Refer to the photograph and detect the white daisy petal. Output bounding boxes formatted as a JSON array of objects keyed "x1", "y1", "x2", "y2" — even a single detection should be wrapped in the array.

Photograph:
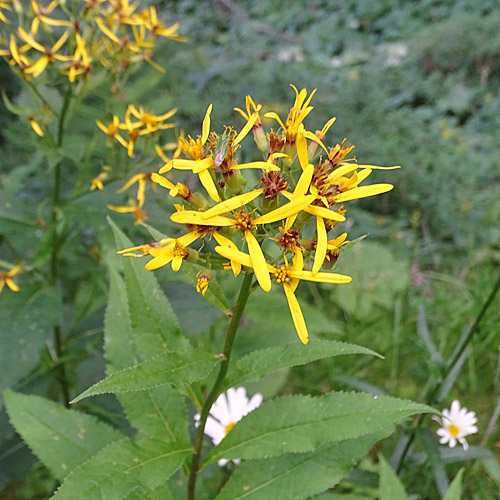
[{"x1": 196, "y1": 386, "x2": 263, "y2": 467}]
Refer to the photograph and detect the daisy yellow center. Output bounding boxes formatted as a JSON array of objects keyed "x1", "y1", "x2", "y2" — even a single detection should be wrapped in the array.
[
  {"x1": 224, "y1": 421, "x2": 236, "y2": 435},
  {"x1": 448, "y1": 424, "x2": 459, "y2": 437},
  {"x1": 274, "y1": 267, "x2": 290, "y2": 284}
]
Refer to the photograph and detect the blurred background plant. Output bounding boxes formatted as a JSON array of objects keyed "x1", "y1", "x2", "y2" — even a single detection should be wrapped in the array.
[{"x1": 1, "y1": 0, "x2": 499, "y2": 499}]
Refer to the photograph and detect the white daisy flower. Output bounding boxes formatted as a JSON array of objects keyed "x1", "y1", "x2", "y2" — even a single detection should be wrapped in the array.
[
  {"x1": 195, "y1": 387, "x2": 263, "y2": 466},
  {"x1": 433, "y1": 400, "x2": 478, "y2": 450}
]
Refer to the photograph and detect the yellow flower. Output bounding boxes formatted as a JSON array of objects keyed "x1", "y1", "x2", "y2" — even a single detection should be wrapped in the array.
[
  {"x1": 126, "y1": 104, "x2": 177, "y2": 134},
  {"x1": 143, "y1": 6, "x2": 186, "y2": 41},
  {"x1": 264, "y1": 84, "x2": 316, "y2": 144},
  {"x1": 18, "y1": 28, "x2": 72, "y2": 78},
  {"x1": 214, "y1": 245, "x2": 351, "y2": 344},
  {"x1": 117, "y1": 172, "x2": 156, "y2": 206},
  {"x1": 0, "y1": 1, "x2": 11, "y2": 23},
  {"x1": 30, "y1": 0, "x2": 72, "y2": 34},
  {"x1": 90, "y1": 171, "x2": 108, "y2": 191},
  {"x1": 96, "y1": 115, "x2": 128, "y2": 149},
  {"x1": 67, "y1": 33, "x2": 92, "y2": 83},
  {"x1": 145, "y1": 230, "x2": 201, "y2": 271},
  {"x1": 0, "y1": 263, "x2": 23, "y2": 293}
]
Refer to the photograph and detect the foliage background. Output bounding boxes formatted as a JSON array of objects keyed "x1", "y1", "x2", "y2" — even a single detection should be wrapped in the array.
[{"x1": 1, "y1": 0, "x2": 499, "y2": 498}]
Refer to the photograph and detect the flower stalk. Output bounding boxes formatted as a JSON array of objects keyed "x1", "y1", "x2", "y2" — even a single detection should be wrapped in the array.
[{"x1": 187, "y1": 271, "x2": 253, "y2": 500}]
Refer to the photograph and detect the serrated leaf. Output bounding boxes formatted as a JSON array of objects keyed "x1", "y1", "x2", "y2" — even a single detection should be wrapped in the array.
[
  {"x1": 205, "y1": 392, "x2": 434, "y2": 465},
  {"x1": 104, "y1": 264, "x2": 189, "y2": 444},
  {"x1": 442, "y1": 468, "x2": 464, "y2": 500},
  {"x1": 223, "y1": 340, "x2": 381, "y2": 391},
  {"x1": 0, "y1": 285, "x2": 61, "y2": 391},
  {"x1": 378, "y1": 453, "x2": 408, "y2": 500},
  {"x1": 4, "y1": 390, "x2": 124, "y2": 481},
  {"x1": 109, "y1": 217, "x2": 186, "y2": 357},
  {"x1": 50, "y1": 438, "x2": 190, "y2": 500},
  {"x1": 215, "y1": 430, "x2": 391, "y2": 500},
  {"x1": 72, "y1": 350, "x2": 221, "y2": 403}
]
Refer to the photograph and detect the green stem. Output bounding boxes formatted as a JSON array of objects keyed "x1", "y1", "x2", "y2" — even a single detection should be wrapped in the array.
[
  {"x1": 187, "y1": 272, "x2": 253, "y2": 500},
  {"x1": 50, "y1": 86, "x2": 73, "y2": 407},
  {"x1": 395, "y1": 272, "x2": 500, "y2": 473}
]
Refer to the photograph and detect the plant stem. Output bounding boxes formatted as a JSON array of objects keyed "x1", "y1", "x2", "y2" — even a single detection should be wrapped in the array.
[
  {"x1": 187, "y1": 272, "x2": 253, "y2": 500},
  {"x1": 395, "y1": 272, "x2": 500, "y2": 473},
  {"x1": 50, "y1": 86, "x2": 73, "y2": 407}
]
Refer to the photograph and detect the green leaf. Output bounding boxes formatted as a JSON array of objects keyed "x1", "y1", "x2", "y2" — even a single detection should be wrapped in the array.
[
  {"x1": 215, "y1": 430, "x2": 391, "y2": 500},
  {"x1": 109, "y1": 217, "x2": 186, "y2": 357},
  {"x1": 71, "y1": 350, "x2": 221, "y2": 403},
  {"x1": 50, "y1": 439, "x2": 191, "y2": 500},
  {"x1": 0, "y1": 285, "x2": 61, "y2": 392},
  {"x1": 2, "y1": 90, "x2": 33, "y2": 116},
  {"x1": 205, "y1": 392, "x2": 434, "y2": 465},
  {"x1": 378, "y1": 454, "x2": 408, "y2": 500},
  {"x1": 4, "y1": 390, "x2": 124, "y2": 481},
  {"x1": 104, "y1": 264, "x2": 190, "y2": 444},
  {"x1": 442, "y1": 469, "x2": 464, "y2": 500},
  {"x1": 223, "y1": 340, "x2": 381, "y2": 391}
]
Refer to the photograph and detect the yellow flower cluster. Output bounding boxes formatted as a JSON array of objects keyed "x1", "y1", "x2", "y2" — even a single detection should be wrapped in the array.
[
  {"x1": 94, "y1": 104, "x2": 177, "y2": 223},
  {"x1": 0, "y1": 0, "x2": 184, "y2": 81},
  {"x1": 118, "y1": 85, "x2": 399, "y2": 344}
]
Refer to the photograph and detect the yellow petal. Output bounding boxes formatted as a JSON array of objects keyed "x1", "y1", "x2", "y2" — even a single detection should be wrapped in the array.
[
  {"x1": 245, "y1": 231, "x2": 271, "y2": 292},
  {"x1": 202, "y1": 104, "x2": 212, "y2": 144},
  {"x1": 198, "y1": 168, "x2": 220, "y2": 202},
  {"x1": 171, "y1": 210, "x2": 233, "y2": 226},
  {"x1": 117, "y1": 173, "x2": 144, "y2": 193},
  {"x1": 283, "y1": 283, "x2": 308, "y2": 344},
  {"x1": 145, "y1": 253, "x2": 173, "y2": 270},
  {"x1": 151, "y1": 173, "x2": 175, "y2": 190},
  {"x1": 312, "y1": 216, "x2": 327, "y2": 275},
  {"x1": 256, "y1": 194, "x2": 316, "y2": 225},
  {"x1": 6, "y1": 278, "x2": 20, "y2": 292},
  {"x1": 290, "y1": 249, "x2": 303, "y2": 293},
  {"x1": 201, "y1": 189, "x2": 263, "y2": 218},
  {"x1": 171, "y1": 255, "x2": 183, "y2": 272},
  {"x1": 327, "y1": 232, "x2": 348, "y2": 249},
  {"x1": 213, "y1": 232, "x2": 241, "y2": 276},
  {"x1": 293, "y1": 163, "x2": 315, "y2": 198},
  {"x1": 178, "y1": 230, "x2": 202, "y2": 247},
  {"x1": 192, "y1": 157, "x2": 214, "y2": 174},
  {"x1": 289, "y1": 269, "x2": 352, "y2": 284},
  {"x1": 335, "y1": 183, "x2": 394, "y2": 202},
  {"x1": 215, "y1": 245, "x2": 253, "y2": 268},
  {"x1": 233, "y1": 112, "x2": 257, "y2": 145},
  {"x1": 231, "y1": 161, "x2": 279, "y2": 171},
  {"x1": 296, "y1": 127, "x2": 309, "y2": 170},
  {"x1": 107, "y1": 205, "x2": 136, "y2": 213},
  {"x1": 263, "y1": 111, "x2": 286, "y2": 130},
  {"x1": 29, "y1": 117, "x2": 44, "y2": 137}
]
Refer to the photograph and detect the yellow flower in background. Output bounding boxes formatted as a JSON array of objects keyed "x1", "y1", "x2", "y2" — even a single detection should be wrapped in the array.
[
  {"x1": 30, "y1": 0, "x2": 72, "y2": 34},
  {"x1": 0, "y1": 1, "x2": 11, "y2": 23},
  {"x1": 0, "y1": 263, "x2": 23, "y2": 293},
  {"x1": 18, "y1": 28, "x2": 72, "y2": 78}
]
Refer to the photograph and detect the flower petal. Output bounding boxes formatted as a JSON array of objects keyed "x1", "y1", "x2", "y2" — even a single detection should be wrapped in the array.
[
  {"x1": 283, "y1": 283, "x2": 308, "y2": 344},
  {"x1": 312, "y1": 216, "x2": 327, "y2": 275},
  {"x1": 245, "y1": 231, "x2": 271, "y2": 292}
]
